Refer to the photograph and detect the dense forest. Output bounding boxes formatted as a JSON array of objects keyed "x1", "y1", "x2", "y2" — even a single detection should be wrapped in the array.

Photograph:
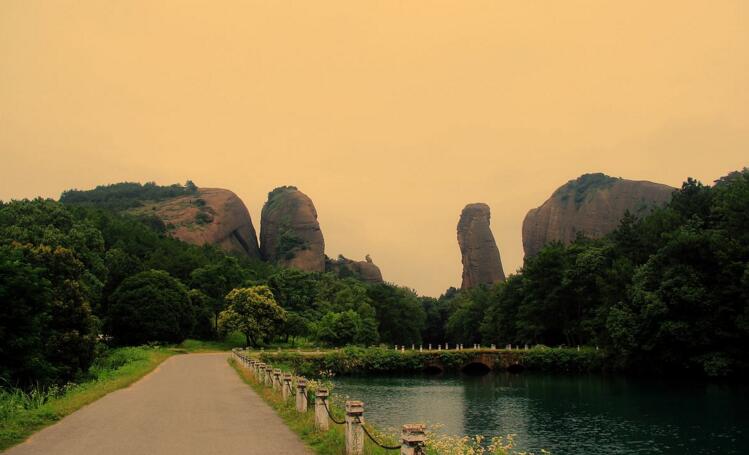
[
  {"x1": 2, "y1": 169, "x2": 748, "y2": 388},
  {"x1": 429, "y1": 169, "x2": 749, "y2": 377}
]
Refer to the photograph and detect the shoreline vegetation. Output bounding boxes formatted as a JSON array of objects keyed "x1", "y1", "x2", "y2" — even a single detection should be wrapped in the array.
[
  {"x1": 228, "y1": 354, "x2": 545, "y2": 455},
  {"x1": 257, "y1": 346, "x2": 605, "y2": 376}
]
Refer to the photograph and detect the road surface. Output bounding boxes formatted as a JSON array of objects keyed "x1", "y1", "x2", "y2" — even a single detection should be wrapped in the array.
[{"x1": 5, "y1": 353, "x2": 311, "y2": 455}]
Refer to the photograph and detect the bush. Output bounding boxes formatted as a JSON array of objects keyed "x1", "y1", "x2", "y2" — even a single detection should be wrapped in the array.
[{"x1": 108, "y1": 270, "x2": 194, "y2": 344}]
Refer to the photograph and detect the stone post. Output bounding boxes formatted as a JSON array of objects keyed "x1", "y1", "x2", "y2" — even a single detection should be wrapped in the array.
[
  {"x1": 401, "y1": 346, "x2": 404, "y2": 353},
  {"x1": 394, "y1": 345, "x2": 398, "y2": 350},
  {"x1": 296, "y1": 378, "x2": 308, "y2": 413},
  {"x1": 411, "y1": 344, "x2": 415, "y2": 350},
  {"x1": 344, "y1": 401, "x2": 364, "y2": 455},
  {"x1": 282, "y1": 373, "x2": 293, "y2": 401},
  {"x1": 419, "y1": 345, "x2": 423, "y2": 352},
  {"x1": 428, "y1": 344, "x2": 432, "y2": 350},
  {"x1": 265, "y1": 366, "x2": 273, "y2": 386},
  {"x1": 314, "y1": 388, "x2": 330, "y2": 431},
  {"x1": 273, "y1": 369, "x2": 282, "y2": 391},
  {"x1": 445, "y1": 342, "x2": 449, "y2": 350},
  {"x1": 400, "y1": 423, "x2": 426, "y2": 455},
  {"x1": 438, "y1": 344, "x2": 441, "y2": 351}
]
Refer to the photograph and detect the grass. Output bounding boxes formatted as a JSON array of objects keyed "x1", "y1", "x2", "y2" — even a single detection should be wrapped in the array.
[{"x1": 0, "y1": 346, "x2": 174, "y2": 451}]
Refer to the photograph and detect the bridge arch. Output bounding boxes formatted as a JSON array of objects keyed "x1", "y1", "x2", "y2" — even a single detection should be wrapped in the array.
[{"x1": 460, "y1": 360, "x2": 492, "y2": 375}]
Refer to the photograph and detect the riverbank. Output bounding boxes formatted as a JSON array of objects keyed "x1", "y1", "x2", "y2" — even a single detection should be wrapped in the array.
[
  {"x1": 257, "y1": 346, "x2": 605, "y2": 377},
  {"x1": 0, "y1": 346, "x2": 174, "y2": 451}
]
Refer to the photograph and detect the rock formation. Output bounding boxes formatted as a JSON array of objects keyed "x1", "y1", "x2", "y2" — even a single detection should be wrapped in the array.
[
  {"x1": 141, "y1": 187, "x2": 261, "y2": 258},
  {"x1": 457, "y1": 203, "x2": 505, "y2": 289},
  {"x1": 326, "y1": 254, "x2": 384, "y2": 283},
  {"x1": 259, "y1": 186, "x2": 325, "y2": 272},
  {"x1": 522, "y1": 173, "x2": 675, "y2": 257}
]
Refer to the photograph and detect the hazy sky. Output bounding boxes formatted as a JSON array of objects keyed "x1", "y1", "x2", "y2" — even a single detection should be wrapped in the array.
[{"x1": 1, "y1": 1, "x2": 747, "y2": 296}]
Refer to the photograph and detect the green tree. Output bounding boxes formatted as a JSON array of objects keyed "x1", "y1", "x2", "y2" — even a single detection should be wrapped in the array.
[
  {"x1": 0, "y1": 245, "x2": 53, "y2": 385},
  {"x1": 281, "y1": 312, "x2": 310, "y2": 344},
  {"x1": 367, "y1": 284, "x2": 425, "y2": 345},
  {"x1": 187, "y1": 289, "x2": 216, "y2": 339},
  {"x1": 190, "y1": 257, "x2": 247, "y2": 331},
  {"x1": 218, "y1": 286, "x2": 287, "y2": 347},
  {"x1": 108, "y1": 270, "x2": 194, "y2": 345},
  {"x1": 315, "y1": 310, "x2": 362, "y2": 346}
]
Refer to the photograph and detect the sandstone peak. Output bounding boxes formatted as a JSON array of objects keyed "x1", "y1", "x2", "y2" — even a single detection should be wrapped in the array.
[
  {"x1": 133, "y1": 187, "x2": 261, "y2": 258},
  {"x1": 522, "y1": 173, "x2": 675, "y2": 257},
  {"x1": 259, "y1": 186, "x2": 325, "y2": 272},
  {"x1": 457, "y1": 203, "x2": 505, "y2": 289}
]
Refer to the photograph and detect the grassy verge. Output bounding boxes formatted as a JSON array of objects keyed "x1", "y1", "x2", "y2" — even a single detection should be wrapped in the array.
[
  {"x1": 229, "y1": 357, "x2": 398, "y2": 455},
  {"x1": 0, "y1": 346, "x2": 174, "y2": 451}
]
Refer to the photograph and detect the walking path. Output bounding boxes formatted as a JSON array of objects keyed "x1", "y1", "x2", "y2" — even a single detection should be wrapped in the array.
[{"x1": 5, "y1": 353, "x2": 311, "y2": 455}]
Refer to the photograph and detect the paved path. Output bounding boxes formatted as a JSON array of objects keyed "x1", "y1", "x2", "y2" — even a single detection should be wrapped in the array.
[{"x1": 5, "y1": 353, "x2": 311, "y2": 455}]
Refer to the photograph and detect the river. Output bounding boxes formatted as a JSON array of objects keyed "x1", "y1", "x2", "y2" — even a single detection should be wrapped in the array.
[{"x1": 332, "y1": 372, "x2": 748, "y2": 454}]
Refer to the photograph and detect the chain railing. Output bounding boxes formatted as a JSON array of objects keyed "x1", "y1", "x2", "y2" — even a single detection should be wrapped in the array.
[{"x1": 231, "y1": 348, "x2": 426, "y2": 455}]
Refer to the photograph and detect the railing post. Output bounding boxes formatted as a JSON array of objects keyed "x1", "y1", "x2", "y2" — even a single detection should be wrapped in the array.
[
  {"x1": 256, "y1": 362, "x2": 265, "y2": 378},
  {"x1": 265, "y1": 365, "x2": 273, "y2": 386},
  {"x1": 314, "y1": 388, "x2": 330, "y2": 431},
  {"x1": 400, "y1": 424, "x2": 426, "y2": 455},
  {"x1": 282, "y1": 373, "x2": 293, "y2": 401},
  {"x1": 272, "y1": 369, "x2": 282, "y2": 391},
  {"x1": 296, "y1": 378, "x2": 308, "y2": 412},
  {"x1": 344, "y1": 401, "x2": 364, "y2": 455}
]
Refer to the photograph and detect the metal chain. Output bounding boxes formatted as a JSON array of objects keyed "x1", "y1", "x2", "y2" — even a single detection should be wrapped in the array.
[
  {"x1": 322, "y1": 399, "x2": 346, "y2": 425},
  {"x1": 355, "y1": 416, "x2": 402, "y2": 450}
]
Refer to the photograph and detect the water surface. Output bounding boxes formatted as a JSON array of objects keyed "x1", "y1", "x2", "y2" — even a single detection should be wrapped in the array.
[{"x1": 332, "y1": 372, "x2": 748, "y2": 454}]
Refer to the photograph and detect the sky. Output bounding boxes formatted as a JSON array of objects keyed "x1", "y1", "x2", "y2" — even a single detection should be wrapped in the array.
[{"x1": 1, "y1": 1, "x2": 747, "y2": 296}]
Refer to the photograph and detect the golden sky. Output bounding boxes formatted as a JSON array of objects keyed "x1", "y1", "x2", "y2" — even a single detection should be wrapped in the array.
[{"x1": 1, "y1": 1, "x2": 747, "y2": 296}]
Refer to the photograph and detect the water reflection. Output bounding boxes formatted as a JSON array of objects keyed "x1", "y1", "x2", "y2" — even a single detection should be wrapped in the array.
[{"x1": 332, "y1": 372, "x2": 748, "y2": 454}]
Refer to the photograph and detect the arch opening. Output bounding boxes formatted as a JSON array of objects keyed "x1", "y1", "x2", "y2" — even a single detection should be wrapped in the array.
[
  {"x1": 461, "y1": 362, "x2": 491, "y2": 376},
  {"x1": 423, "y1": 365, "x2": 444, "y2": 375}
]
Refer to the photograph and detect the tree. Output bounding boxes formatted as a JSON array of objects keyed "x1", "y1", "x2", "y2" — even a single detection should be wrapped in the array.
[
  {"x1": 367, "y1": 284, "x2": 425, "y2": 345},
  {"x1": 218, "y1": 286, "x2": 287, "y2": 347},
  {"x1": 354, "y1": 303, "x2": 380, "y2": 346},
  {"x1": 315, "y1": 310, "x2": 362, "y2": 346},
  {"x1": 187, "y1": 289, "x2": 216, "y2": 339},
  {"x1": 108, "y1": 270, "x2": 194, "y2": 345},
  {"x1": 281, "y1": 312, "x2": 310, "y2": 344},
  {"x1": 0, "y1": 245, "x2": 53, "y2": 386},
  {"x1": 190, "y1": 257, "x2": 247, "y2": 331}
]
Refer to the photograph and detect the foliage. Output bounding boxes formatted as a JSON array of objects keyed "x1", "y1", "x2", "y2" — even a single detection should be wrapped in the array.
[
  {"x1": 60, "y1": 181, "x2": 198, "y2": 211},
  {"x1": 108, "y1": 270, "x2": 195, "y2": 345},
  {"x1": 219, "y1": 286, "x2": 287, "y2": 347},
  {"x1": 256, "y1": 346, "x2": 603, "y2": 377},
  {"x1": 367, "y1": 284, "x2": 425, "y2": 345},
  {"x1": 0, "y1": 241, "x2": 98, "y2": 386}
]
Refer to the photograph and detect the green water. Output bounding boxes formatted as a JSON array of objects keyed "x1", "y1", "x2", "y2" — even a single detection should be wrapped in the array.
[{"x1": 332, "y1": 373, "x2": 748, "y2": 454}]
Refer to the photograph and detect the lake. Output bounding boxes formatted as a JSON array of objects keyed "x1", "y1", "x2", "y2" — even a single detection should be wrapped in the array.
[{"x1": 332, "y1": 372, "x2": 748, "y2": 454}]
